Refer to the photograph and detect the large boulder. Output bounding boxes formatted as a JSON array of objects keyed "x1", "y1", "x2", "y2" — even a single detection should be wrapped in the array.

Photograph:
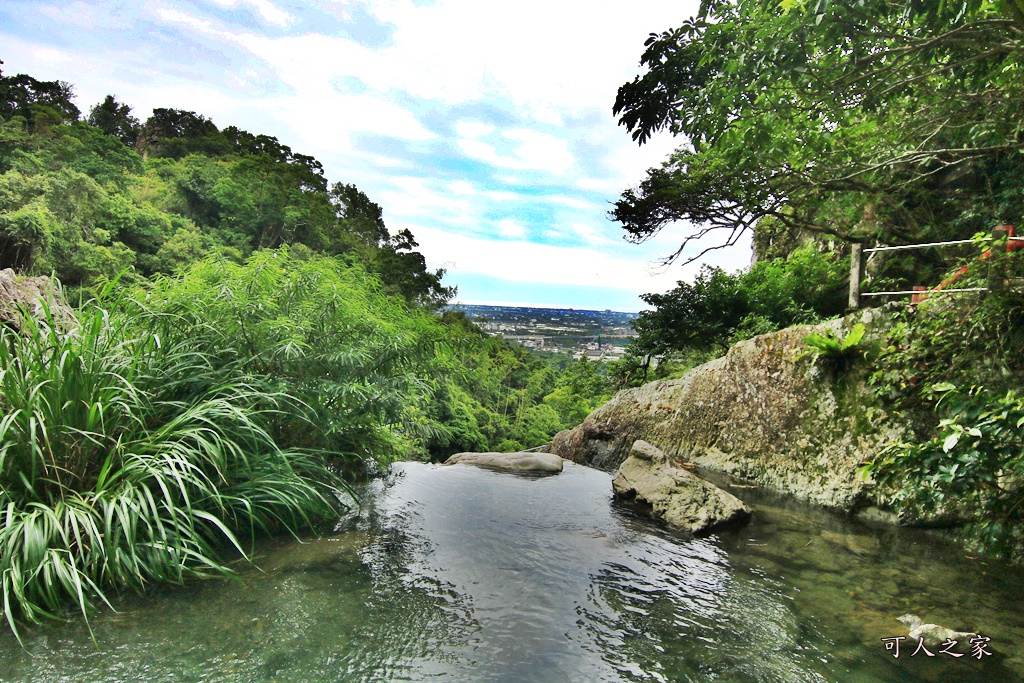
[
  {"x1": 550, "y1": 308, "x2": 902, "y2": 511},
  {"x1": 0, "y1": 268, "x2": 73, "y2": 331},
  {"x1": 612, "y1": 440, "x2": 751, "y2": 534},
  {"x1": 443, "y1": 451, "x2": 564, "y2": 474}
]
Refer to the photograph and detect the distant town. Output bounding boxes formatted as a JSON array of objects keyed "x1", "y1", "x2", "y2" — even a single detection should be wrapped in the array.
[{"x1": 449, "y1": 304, "x2": 639, "y2": 361}]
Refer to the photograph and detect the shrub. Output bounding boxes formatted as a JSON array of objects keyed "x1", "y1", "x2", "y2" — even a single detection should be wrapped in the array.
[
  {"x1": 802, "y1": 323, "x2": 866, "y2": 374},
  {"x1": 0, "y1": 303, "x2": 341, "y2": 637},
  {"x1": 131, "y1": 249, "x2": 449, "y2": 463},
  {"x1": 864, "y1": 384, "x2": 1024, "y2": 555},
  {"x1": 863, "y1": 244, "x2": 1024, "y2": 558}
]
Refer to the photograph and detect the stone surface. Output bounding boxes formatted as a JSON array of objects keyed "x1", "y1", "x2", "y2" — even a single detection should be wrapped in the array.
[
  {"x1": 898, "y1": 614, "x2": 978, "y2": 650},
  {"x1": 612, "y1": 440, "x2": 751, "y2": 534},
  {"x1": 820, "y1": 529, "x2": 880, "y2": 557},
  {"x1": 0, "y1": 268, "x2": 73, "y2": 331},
  {"x1": 444, "y1": 451, "x2": 564, "y2": 473},
  {"x1": 550, "y1": 308, "x2": 903, "y2": 511}
]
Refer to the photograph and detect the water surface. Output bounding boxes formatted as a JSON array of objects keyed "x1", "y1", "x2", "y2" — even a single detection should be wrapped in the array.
[{"x1": 2, "y1": 462, "x2": 1022, "y2": 682}]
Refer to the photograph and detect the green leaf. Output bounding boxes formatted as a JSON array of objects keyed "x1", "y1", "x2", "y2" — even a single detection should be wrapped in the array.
[{"x1": 943, "y1": 433, "x2": 961, "y2": 452}]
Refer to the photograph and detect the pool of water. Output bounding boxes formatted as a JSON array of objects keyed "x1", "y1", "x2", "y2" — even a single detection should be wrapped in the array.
[{"x1": 2, "y1": 461, "x2": 1023, "y2": 682}]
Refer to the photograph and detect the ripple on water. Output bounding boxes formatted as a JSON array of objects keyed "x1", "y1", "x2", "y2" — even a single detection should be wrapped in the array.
[{"x1": 1, "y1": 461, "x2": 1022, "y2": 683}]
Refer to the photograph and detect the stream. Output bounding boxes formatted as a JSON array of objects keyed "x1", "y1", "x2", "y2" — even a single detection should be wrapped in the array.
[{"x1": 2, "y1": 461, "x2": 1022, "y2": 682}]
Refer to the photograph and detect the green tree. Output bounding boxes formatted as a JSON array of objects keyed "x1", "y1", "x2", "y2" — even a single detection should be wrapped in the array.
[
  {"x1": 613, "y1": 0, "x2": 1024, "y2": 266},
  {"x1": 87, "y1": 95, "x2": 140, "y2": 146},
  {"x1": 139, "y1": 249, "x2": 449, "y2": 462},
  {"x1": 136, "y1": 108, "x2": 230, "y2": 159},
  {"x1": 0, "y1": 61, "x2": 79, "y2": 127},
  {"x1": 619, "y1": 245, "x2": 848, "y2": 385},
  {"x1": 543, "y1": 356, "x2": 612, "y2": 426}
]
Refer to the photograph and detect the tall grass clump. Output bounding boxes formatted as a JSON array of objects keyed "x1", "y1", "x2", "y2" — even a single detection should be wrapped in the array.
[
  {"x1": 135, "y1": 249, "x2": 452, "y2": 463},
  {"x1": 0, "y1": 303, "x2": 342, "y2": 638}
]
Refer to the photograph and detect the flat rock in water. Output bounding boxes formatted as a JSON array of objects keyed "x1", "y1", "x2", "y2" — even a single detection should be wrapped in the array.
[
  {"x1": 612, "y1": 440, "x2": 751, "y2": 534},
  {"x1": 443, "y1": 451, "x2": 564, "y2": 473},
  {"x1": 820, "y1": 529, "x2": 880, "y2": 557},
  {"x1": 898, "y1": 614, "x2": 978, "y2": 651}
]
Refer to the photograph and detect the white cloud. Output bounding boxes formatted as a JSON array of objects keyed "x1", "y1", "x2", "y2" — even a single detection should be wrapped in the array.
[
  {"x1": 408, "y1": 225, "x2": 681, "y2": 292},
  {"x1": 447, "y1": 180, "x2": 476, "y2": 195},
  {"x1": 154, "y1": 7, "x2": 225, "y2": 35},
  {"x1": 445, "y1": 180, "x2": 520, "y2": 202},
  {"x1": 575, "y1": 177, "x2": 625, "y2": 194},
  {"x1": 360, "y1": 0, "x2": 698, "y2": 114},
  {"x1": 523, "y1": 105, "x2": 564, "y2": 127},
  {"x1": 0, "y1": 37, "x2": 77, "y2": 72},
  {"x1": 206, "y1": 0, "x2": 295, "y2": 27},
  {"x1": 375, "y1": 177, "x2": 475, "y2": 226},
  {"x1": 36, "y1": 1, "x2": 130, "y2": 29},
  {"x1": 497, "y1": 219, "x2": 527, "y2": 238},
  {"x1": 4, "y1": 0, "x2": 759, "y2": 310},
  {"x1": 359, "y1": 153, "x2": 415, "y2": 169},
  {"x1": 570, "y1": 222, "x2": 617, "y2": 247},
  {"x1": 455, "y1": 121, "x2": 496, "y2": 139},
  {"x1": 147, "y1": 1, "x2": 685, "y2": 186},
  {"x1": 549, "y1": 196, "x2": 597, "y2": 210},
  {"x1": 457, "y1": 129, "x2": 573, "y2": 175},
  {"x1": 502, "y1": 129, "x2": 573, "y2": 175}
]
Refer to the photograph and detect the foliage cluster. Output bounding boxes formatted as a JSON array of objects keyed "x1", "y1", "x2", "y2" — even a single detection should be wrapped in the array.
[
  {"x1": 128, "y1": 249, "x2": 450, "y2": 465},
  {"x1": 0, "y1": 64, "x2": 450, "y2": 307},
  {"x1": 862, "y1": 244, "x2": 1024, "y2": 557},
  {"x1": 0, "y1": 62, "x2": 603, "y2": 633},
  {"x1": 0, "y1": 299, "x2": 342, "y2": 637},
  {"x1": 613, "y1": 0, "x2": 1024, "y2": 290},
  {"x1": 0, "y1": 248, "x2": 608, "y2": 634},
  {"x1": 616, "y1": 244, "x2": 848, "y2": 386},
  {"x1": 614, "y1": 2, "x2": 1024, "y2": 558},
  {"x1": 802, "y1": 323, "x2": 866, "y2": 375},
  {"x1": 868, "y1": 384, "x2": 1024, "y2": 554},
  {"x1": 425, "y1": 317, "x2": 612, "y2": 457}
]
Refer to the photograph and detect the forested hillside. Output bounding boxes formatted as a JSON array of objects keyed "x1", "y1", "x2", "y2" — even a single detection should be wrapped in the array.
[
  {"x1": 0, "y1": 62, "x2": 610, "y2": 633},
  {"x1": 0, "y1": 59, "x2": 610, "y2": 458}
]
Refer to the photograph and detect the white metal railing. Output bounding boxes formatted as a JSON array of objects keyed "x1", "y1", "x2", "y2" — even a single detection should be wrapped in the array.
[
  {"x1": 865, "y1": 236, "x2": 1024, "y2": 254},
  {"x1": 849, "y1": 228, "x2": 1020, "y2": 308},
  {"x1": 861, "y1": 287, "x2": 988, "y2": 298}
]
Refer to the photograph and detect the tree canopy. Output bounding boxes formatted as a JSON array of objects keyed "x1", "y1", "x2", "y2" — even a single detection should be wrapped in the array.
[
  {"x1": 0, "y1": 70, "x2": 453, "y2": 306},
  {"x1": 613, "y1": 0, "x2": 1024, "y2": 265},
  {"x1": 0, "y1": 60, "x2": 79, "y2": 128}
]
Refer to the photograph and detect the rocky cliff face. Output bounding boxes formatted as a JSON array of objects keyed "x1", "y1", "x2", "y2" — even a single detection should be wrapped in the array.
[
  {"x1": 549, "y1": 308, "x2": 901, "y2": 511},
  {"x1": 0, "y1": 268, "x2": 73, "y2": 331}
]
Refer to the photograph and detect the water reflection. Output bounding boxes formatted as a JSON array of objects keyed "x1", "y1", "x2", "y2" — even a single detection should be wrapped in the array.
[{"x1": 0, "y1": 461, "x2": 1021, "y2": 682}]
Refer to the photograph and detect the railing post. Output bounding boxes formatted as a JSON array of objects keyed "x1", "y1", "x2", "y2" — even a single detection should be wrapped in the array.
[
  {"x1": 990, "y1": 226, "x2": 1012, "y2": 292},
  {"x1": 848, "y1": 243, "x2": 862, "y2": 310}
]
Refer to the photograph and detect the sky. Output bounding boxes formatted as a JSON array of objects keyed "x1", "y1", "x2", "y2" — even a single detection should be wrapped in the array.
[{"x1": 0, "y1": 0, "x2": 754, "y2": 312}]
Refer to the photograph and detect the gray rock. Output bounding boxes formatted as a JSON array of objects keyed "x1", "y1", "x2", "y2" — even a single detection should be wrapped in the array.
[
  {"x1": 612, "y1": 440, "x2": 751, "y2": 534},
  {"x1": 898, "y1": 614, "x2": 977, "y2": 650},
  {"x1": 549, "y1": 309, "x2": 904, "y2": 511},
  {"x1": 444, "y1": 451, "x2": 564, "y2": 473},
  {"x1": 0, "y1": 268, "x2": 74, "y2": 332},
  {"x1": 820, "y1": 529, "x2": 880, "y2": 557}
]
